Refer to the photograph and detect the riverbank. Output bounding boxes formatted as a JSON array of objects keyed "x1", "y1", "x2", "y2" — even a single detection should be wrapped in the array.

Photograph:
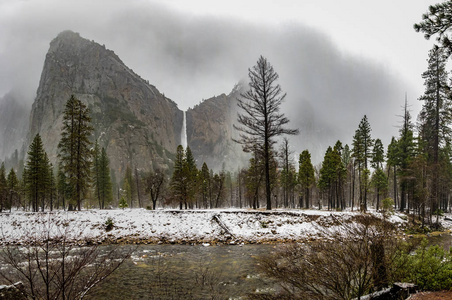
[{"x1": 0, "y1": 208, "x2": 449, "y2": 245}]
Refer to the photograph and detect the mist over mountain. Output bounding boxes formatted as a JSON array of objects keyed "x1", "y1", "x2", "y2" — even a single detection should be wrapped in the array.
[
  {"x1": 1, "y1": 21, "x2": 410, "y2": 173},
  {"x1": 1, "y1": 1, "x2": 413, "y2": 168},
  {"x1": 0, "y1": 91, "x2": 29, "y2": 160}
]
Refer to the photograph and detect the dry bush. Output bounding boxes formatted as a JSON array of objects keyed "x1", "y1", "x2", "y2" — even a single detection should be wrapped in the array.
[
  {"x1": 251, "y1": 215, "x2": 404, "y2": 300},
  {"x1": 0, "y1": 224, "x2": 133, "y2": 300}
]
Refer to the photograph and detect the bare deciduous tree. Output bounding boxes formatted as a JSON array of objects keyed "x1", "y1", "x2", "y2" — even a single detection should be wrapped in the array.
[
  {"x1": 0, "y1": 224, "x2": 132, "y2": 300},
  {"x1": 234, "y1": 56, "x2": 298, "y2": 210}
]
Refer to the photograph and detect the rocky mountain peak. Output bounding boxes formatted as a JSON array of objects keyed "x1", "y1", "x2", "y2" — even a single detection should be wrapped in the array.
[{"x1": 28, "y1": 30, "x2": 183, "y2": 175}]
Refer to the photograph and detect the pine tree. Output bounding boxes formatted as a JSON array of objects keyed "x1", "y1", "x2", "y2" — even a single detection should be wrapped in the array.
[
  {"x1": 119, "y1": 196, "x2": 128, "y2": 209},
  {"x1": 99, "y1": 148, "x2": 113, "y2": 209},
  {"x1": 398, "y1": 98, "x2": 416, "y2": 212},
  {"x1": 418, "y1": 45, "x2": 451, "y2": 221},
  {"x1": 319, "y1": 147, "x2": 334, "y2": 210},
  {"x1": 332, "y1": 141, "x2": 347, "y2": 210},
  {"x1": 234, "y1": 56, "x2": 299, "y2": 210},
  {"x1": 386, "y1": 137, "x2": 399, "y2": 209},
  {"x1": 57, "y1": 165, "x2": 68, "y2": 210},
  {"x1": 25, "y1": 134, "x2": 46, "y2": 212},
  {"x1": 185, "y1": 146, "x2": 198, "y2": 208},
  {"x1": 171, "y1": 145, "x2": 187, "y2": 209},
  {"x1": 414, "y1": 1, "x2": 452, "y2": 55},
  {"x1": 299, "y1": 150, "x2": 315, "y2": 209},
  {"x1": 0, "y1": 163, "x2": 7, "y2": 212},
  {"x1": 371, "y1": 139, "x2": 385, "y2": 170},
  {"x1": 42, "y1": 156, "x2": 57, "y2": 212},
  {"x1": 372, "y1": 168, "x2": 388, "y2": 211},
  {"x1": 6, "y1": 168, "x2": 19, "y2": 211},
  {"x1": 57, "y1": 95, "x2": 94, "y2": 211},
  {"x1": 41, "y1": 152, "x2": 52, "y2": 211},
  {"x1": 92, "y1": 141, "x2": 101, "y2": 208},
  {"x1": 352, "y1": 115, "x2": 374, "y2": 212}
]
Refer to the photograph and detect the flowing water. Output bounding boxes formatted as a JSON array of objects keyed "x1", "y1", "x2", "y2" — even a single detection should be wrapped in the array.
[{"x1": 86, "y1": 244, "x2": 276, "y2": 300}]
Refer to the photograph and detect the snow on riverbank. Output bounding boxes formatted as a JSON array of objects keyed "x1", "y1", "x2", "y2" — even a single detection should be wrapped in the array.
[{"x1": 0, "y1": 208, "x2": 437, "y2": 245}]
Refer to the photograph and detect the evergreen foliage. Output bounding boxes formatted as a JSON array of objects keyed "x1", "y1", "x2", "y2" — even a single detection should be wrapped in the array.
[
  {"x1": 394, "y1": 239, "x2": 452, "y2": 291},
  {"x1": 299, "y1": 150, "x2": 315, "y2": 208},
  {"x1": 414, "y1": 1, "x2": 452, "y2": 55},
  {"x1": 25, "y1": 134, "x2": 46, "y2": 212},
  {"x1": 0, "y1": 163, "x2": 7, "y2": 212},
  {"x1": 57, "y1": 95, "x2": 94, "y2": 211},
  {"x1": 93, "y1": 144, "x2": 113, "y2": 209},
  {"x1": 352, "y1": 115, "x2": 374, "y2": 211},
  {"x1": 100, "y1": 148, "x2": 113, "y2": 208},
  {"x1": 6, "y1": 168, "x2": 19, "y2": 211},
  {"x1": 199, "y1": 162, "x2": 211, "y2": 208}
]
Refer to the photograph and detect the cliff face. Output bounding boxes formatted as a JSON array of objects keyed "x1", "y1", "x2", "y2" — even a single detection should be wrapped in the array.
[
  {"x1": 186, "y1": 84, "x2": 249, "y2": 172},
  {"x1": 0, "y1": 92, "x2": 29, "y2": 160},
  {"x1": 28, "y1": 31, "x2": 183, "y2": 173}
]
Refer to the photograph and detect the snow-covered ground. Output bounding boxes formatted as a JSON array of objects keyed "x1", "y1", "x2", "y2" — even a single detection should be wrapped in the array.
[{"x1": 0, "y1": 208, "x2": 448, "y2": 245}]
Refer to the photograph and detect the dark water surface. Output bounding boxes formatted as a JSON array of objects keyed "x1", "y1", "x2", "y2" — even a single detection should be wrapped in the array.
[{"x1": 86, "y1": 244, "x2": 277, "y2": 300}]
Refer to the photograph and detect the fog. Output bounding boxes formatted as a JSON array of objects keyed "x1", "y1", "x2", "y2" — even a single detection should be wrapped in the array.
[{"x1": 0, "y1": 0, "x2": 431, "y2": 162}]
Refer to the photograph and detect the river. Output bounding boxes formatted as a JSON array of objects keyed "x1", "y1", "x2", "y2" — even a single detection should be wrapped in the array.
[
  {"x1": 86, "y1": 244, "x2": 276, "y2": 299},
  {"x1": 87, "y1": 234, "x2": 452, "y2": 299}
]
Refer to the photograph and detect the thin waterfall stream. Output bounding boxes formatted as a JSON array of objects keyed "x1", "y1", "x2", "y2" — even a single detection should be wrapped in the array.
[{"x1": 181, "y1": 110, "x2": 187, "y2": 148}]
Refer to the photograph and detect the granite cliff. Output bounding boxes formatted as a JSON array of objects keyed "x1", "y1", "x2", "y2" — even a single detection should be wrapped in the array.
[
  {"x1": 28, "y1": 31, "x2": 183, "y2": 173},
  {"x1": 186, "y1": 84, "x2": 249, "y2": 172}
]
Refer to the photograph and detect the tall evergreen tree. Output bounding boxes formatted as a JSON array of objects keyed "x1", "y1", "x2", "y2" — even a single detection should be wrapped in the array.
[
  {"x1": 6, "y1": 168, "x2": 19, "y2": 211},
  {"x1": 418, "y1": 45, "x2": 451, "y2": 221},
  {"x1": 332, "y1": 141, "x2": 347, "y2": 210},
  {"x1": 57, "y1": 165, "x2": 68, "y2": 210},
  {"x1": 171, "y1": 145, "x2": 187, "y2": 209},
  {"x1": 398, "y1": 98, "x2": 416, "y2": 212},
  {"x1": 92, "y1": 141, "x2": 101, "y2": 208},
  {"x1": 0, "y1": 163, "x2": 7, "y2": 212},
  {"x1": 319, "y1": 147, "x2": 334, "y2": 210},
  {"x1": 57, "y1": 95, "x2": 94, "y2": 211},
  {"x1": 386, "y1": 137, "x2": 399, "y2": 208},
  {"x1": 371, "y1": 139, "x2": 385, "y2": 170},
  {"x1": 299, "y1": 150, "x2": 315, "y2": 209},
  {"x1": 234, "y1": 56, "x2": 299, "y2": 210},
  {"x1": 25, "y1": 134, "x2": 46, "y2": 212},
  {"x1": 92, "y1": 143, "x2": 113, "y2": 209},
  {"x1": 185, "y1": 146, "x2": 198, "y2": 208},
  {"x1": 371, "y1": 168, "x2": 388, "y2": 211},
  {"x1": 99, "y1": 148, "x2": 113, "y2": 209},
  {"x1": 352, "y1": 115, "x2": 374, "y2": 212}
]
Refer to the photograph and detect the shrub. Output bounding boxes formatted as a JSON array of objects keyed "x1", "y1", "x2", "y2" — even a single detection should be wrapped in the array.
[
  {"x1": 119, "y1": 196, "x2": 128, "y2": 209},
  {"x1": 382, "y1": 198, "x2": 394, "y2": 213},
  {"x1": 393, "y1": 238, "x2": 452, "y2": 291},
  {"x1": 105, "y1": 217, "x2": 114, "y2": 232}
]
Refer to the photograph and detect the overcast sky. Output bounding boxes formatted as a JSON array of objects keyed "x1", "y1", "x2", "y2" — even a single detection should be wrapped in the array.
[{"x1": 0, "y1": 0, "x2": 440, "y2": 161}]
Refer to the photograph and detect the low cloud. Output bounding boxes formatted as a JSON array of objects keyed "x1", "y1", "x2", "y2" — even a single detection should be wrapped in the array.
[{"x1": 0, "y1": 0, "x2": 409, "y2": 162}]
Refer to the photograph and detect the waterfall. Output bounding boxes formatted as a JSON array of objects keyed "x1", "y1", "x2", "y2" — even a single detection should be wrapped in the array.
[{"x1": 181, "y1": 111, "x2": 187, "y2": 149}]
